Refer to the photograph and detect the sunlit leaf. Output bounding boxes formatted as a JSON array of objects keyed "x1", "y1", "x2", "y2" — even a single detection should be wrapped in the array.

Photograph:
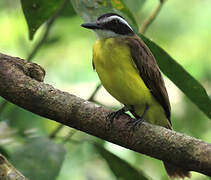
[
  {"x1": 10, "y1": 137, "x2": 66, "y2": 180},
  {"x1": 20, "y1": 0, "x2": 64, "y2": 40},
  {"x1": 139, "y1": 34, "x2": 211, "y2": 119},
  {"x1": 71, "y1": 0, "x2": 138, "y2": 31},
  {"x1": 94, "y1": 144, "x2": 149, "y2": 180}
]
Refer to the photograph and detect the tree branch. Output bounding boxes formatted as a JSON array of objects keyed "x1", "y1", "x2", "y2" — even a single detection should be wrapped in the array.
[
  {"x1": 0, "y1": 53, "x2": 210, "y2": 177},
  {"x1": 0, "y1": 154, "x2": 28, "y2": 180},
  {"x1": 139, "y1": 0, "x2": 166, "y2": 34}
]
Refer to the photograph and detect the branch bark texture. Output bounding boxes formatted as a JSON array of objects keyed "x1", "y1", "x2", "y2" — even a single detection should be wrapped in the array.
[
  {"x1": 0, "y1": 53, "x2": 211, "y2": 176},
  {"x1": 0, "y1": 154, "x2": 28, "y2": 180}
]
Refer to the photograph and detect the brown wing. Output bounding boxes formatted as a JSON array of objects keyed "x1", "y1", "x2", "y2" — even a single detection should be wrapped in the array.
[{"x1": 125, "y1": 35, "x2": 171, "y2": 125}]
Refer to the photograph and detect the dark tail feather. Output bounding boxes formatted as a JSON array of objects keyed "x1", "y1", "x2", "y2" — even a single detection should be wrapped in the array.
[{"x1": 163, "y1": 161, "x2": 191, "y2": 179}]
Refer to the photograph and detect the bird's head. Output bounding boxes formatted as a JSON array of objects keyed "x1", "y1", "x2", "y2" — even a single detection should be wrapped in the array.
[{"x1": 81, "y1": 13, "x2": 135, "y2": 39}]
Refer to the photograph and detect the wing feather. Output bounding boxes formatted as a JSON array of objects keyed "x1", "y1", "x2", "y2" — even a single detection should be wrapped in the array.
[{"x1": 126, "y1": 36, "x2": 171, "y2": 124}]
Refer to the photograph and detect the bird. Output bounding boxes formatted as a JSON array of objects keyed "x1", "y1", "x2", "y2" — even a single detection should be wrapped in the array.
[{"x1": 81, "y1": 13, "x2": 190, "y2": 179}]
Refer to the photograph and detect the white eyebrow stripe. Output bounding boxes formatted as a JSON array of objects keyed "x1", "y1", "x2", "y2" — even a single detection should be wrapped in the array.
[{"x1": 103, "y1": 15, "x2": 133, "y2": 31}]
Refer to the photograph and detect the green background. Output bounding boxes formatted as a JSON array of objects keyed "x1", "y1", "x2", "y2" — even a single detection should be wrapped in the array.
[{"x1": 0, "y1": 0, "x2": 210, "y2": 179}]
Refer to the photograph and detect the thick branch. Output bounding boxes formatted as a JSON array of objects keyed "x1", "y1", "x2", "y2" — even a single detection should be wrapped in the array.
[{"x1": 0, "y1": 53, "x2": 210, "y2": 176}]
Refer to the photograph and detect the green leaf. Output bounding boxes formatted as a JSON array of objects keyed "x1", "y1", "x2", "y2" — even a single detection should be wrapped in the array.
[
  {"x1": 60, "y1": 1, "x2": 76, "y2": 18},
  {"x1": 20, "y1": 0, "x2": 64, "y2": 40},
  {"x1": 139, "y1": 34, "x2": 211, "y2": 119},
  {"x1": 94, "y1": 144, "x2": 149, "y2": 180},
  {"x1": 71, "y1": 0, "x2": 138, "y2": 31},
  {"x1": 10, "y1": 137, "x2": 66, "y2": 180},
  {"x1": 123, "y1": 0, "x2": 146, "y2": 12}
]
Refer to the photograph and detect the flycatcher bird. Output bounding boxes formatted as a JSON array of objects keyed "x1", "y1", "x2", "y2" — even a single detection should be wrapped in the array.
[{"x1": 81, "y1": 13, "x2": 190, "y2": 179}]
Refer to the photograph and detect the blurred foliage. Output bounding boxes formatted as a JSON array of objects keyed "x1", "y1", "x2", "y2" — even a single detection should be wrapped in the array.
[
  {"x1": 20, "y1": 0, "x2": 64, "y2": 40},
  {"x1": 0, "y1": 0, "x2": 211, "y2": 180},
  {"x1": 123, "y1": 0, "x2": 146, "y2": 13},
  {"x1": 94, "y1": 143, "x2": 149, "y2": 180},
  {"x1": 10, "y1": 137, "x2": 66, "y2": 180}
]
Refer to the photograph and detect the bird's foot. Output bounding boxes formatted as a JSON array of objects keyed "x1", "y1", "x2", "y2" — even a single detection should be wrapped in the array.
[
  {"x1": 127, "y1": 104, "x2": 149, "y2": 131},
  {"x1": 127, "y1": 117, "x2": 145, "y2": 131},
  {"x1": 106, "y1": 107, "x2": 128, "y2": 130}
]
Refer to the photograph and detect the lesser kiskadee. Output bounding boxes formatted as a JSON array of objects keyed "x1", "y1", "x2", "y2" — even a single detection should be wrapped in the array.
[{"x1": 81, "y1": 13, "x2": 190, "y2": 179}]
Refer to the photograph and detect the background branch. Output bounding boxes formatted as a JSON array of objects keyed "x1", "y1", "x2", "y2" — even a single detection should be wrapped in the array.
[
  {"x1": 0, "y1": 154, "x2": 28, "y2": 180},
  {"x1": 49, "y1": 124, "x2": 64, "y2": 139},
  {"x1": 0, "y1": 53, "x2": 211, "y2": 177},
  {"x1": 139, "y1": 0, "x2": 166, "y2": 34}
]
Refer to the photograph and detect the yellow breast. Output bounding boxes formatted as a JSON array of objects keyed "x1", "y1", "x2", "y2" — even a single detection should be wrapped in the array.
[
  {"x1": 93, "y1": 38, "x2": 151, "y2": 108},
  {"x1": 92, "y1": 37, "x2": 170, "y2": 127}
]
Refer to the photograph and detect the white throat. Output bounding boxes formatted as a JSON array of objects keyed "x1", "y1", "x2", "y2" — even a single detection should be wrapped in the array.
[{"x1": 94, "y1": 29, "x2": 119, "y2": 39}]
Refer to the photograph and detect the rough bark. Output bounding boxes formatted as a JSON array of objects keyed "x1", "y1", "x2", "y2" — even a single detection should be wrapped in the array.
[
  {"x1": 0, "y1": 154, "x2": 28, "y2": 180},
  {"x1": 0, "y1": 53, "x2": 210, "y2": 177}
]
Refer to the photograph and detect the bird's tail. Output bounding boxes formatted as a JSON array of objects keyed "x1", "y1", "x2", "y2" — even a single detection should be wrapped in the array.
[{"x1": 163, "y1": 161, "x2": 191, "y2": 179}]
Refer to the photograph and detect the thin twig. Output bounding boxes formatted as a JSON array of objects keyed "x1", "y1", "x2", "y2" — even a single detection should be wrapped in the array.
[
  {"x1": 88, "y1": 83, "x2": 101, "y2": 101},
  {"x1": 49, "y1": 124, "x2": 64, "y2": 139},
  {"x1": 62, "y1": 129, "x2": 77, "y2": 144},
  {"x1": 139, "y1": 0, "x2": 166, "y2": 34}
]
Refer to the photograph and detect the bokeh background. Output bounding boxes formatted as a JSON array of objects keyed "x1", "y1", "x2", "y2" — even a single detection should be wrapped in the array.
[{"x1": 0, "y1": 0, "x2": 210, "y2": 179}]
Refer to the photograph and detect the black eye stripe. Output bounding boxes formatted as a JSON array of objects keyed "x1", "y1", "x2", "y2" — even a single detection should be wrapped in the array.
[
  {"x1": 104, "y1": 19, "x2": 125, "y2": 28},
  {"x1": 97, "y1": 13, "x2": 134, "y2": 35},
  {"x1": 101, "y1": 19, "x2": 133, "y2": 35}
]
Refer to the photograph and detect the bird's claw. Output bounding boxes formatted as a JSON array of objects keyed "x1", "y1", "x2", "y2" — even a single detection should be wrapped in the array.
[
  {"x1": 126, "y1": 117, "x2": 145, "y2": 131},
  {"x1": 106, "y1": 108, "x2": 126, "y2": 130}
]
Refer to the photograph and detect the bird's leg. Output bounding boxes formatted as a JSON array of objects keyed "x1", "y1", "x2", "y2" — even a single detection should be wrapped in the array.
[
  {"x1": 127, "y1": 104, "x2": 149, "y2": 130},
  {"x1": 106, "y1": 106, "x2": 129, "y2": 129}
]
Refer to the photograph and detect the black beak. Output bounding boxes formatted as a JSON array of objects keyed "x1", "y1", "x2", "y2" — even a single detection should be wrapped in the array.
[{"x1": 81, "y1": 22, "x2": 101, "y2": 30}]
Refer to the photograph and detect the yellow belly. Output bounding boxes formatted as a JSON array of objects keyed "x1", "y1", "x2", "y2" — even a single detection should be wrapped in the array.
[{"x1": 93, "y1": 38, "x2": 168, "y2": 127}]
